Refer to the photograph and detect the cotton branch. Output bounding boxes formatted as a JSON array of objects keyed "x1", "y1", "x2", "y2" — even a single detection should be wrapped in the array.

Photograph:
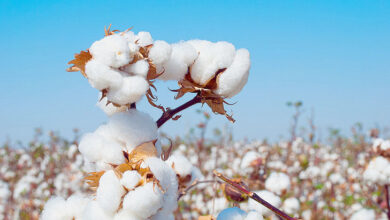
[
  {"x1": 385, "y1": 184, "x2": 390, "y2": 220},
  {"x1": 213, "y1": 170, "x2": 298, "y2": 220},
  {"x1": 177, "y1": 180, "x2": 219, "y2": 200},
  {"x1": 157, "y1": 93, "x2": 202, "y2": 128}
]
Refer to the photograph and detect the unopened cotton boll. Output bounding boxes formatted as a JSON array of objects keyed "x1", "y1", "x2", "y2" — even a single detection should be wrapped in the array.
[
  {"x1": 97, "y1": 95, "x2": 127, "y2": 116},
  {"x1": 350, "y1": 209, "x2": 375, "y2": 220},
  {"x1": 89, "y1": 34, "x2": 131, "y2": 68},
  {"x1": 107, "y1": 110, "x2": 159, "y2": 152},
  {"x1": 149, "y1": 40, "x2": 172, "y2": 65},
  {"x1": 122, "y1": 182, "x2": 164, "y2": 219},
  {"x1": 248, "y1": 190, "x2": 281, "y2": 217},
  {"x1": 96, "y1": 170, "x2": 126, "y2": 214},
  {"x1": 123, "y1": 59, "x2": 149, "y2": 77},
  {"x1": 282, "y1": 197, "x2": 300, "y2": 215},
  {"x1": 217, "y1": 207, "x2": 246, "y2": 220},
  {"x1": 265, "y1": 172, "x2": 291, "y2": 195},
  {"x1": 120, "y1": 170, "x2": 141, "y2": 190},
  {"x1": 214, "y1": 49, "x2": 250, "y2": 98},
  {"x1": 107, "y1": 75, "x2": 149, "y2": 105},
  {"x1": 188, "y1": 40, "x2": 236, "y2": 85},
  {"x1": 85, "y1": 59, "x2": 123, "y2": 90},
  {"x1": 159, "y1": 42, "x2": 198, "y2": 81}
]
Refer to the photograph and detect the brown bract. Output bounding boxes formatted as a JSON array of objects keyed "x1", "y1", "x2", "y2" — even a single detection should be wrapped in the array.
[
  {"x1": 66, "y1": 50, "x2": 92, "y2": 78},
  {"x1": 172, "y1": 69, "x2": 235, "y2": 122},
  {"x1": 198, "y1": 215, "x2": 216, "y2": 220}
]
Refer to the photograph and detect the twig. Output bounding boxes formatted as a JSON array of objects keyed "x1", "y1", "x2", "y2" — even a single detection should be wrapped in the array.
[
  {"x1": 157, "y1": 93, "x2": 202, "y2": 128},
  {"x1": 213, "y1": 170, "x2": 298, "y2": 220},
  {"x1": 177, "y1": 180, "x2": 219, "y2": 200},
  {"x1": 385, "y1": 184, "x2": 390, "y2": 220}
]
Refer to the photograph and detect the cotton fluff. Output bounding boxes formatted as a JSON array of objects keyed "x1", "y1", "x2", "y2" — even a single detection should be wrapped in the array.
[
  {"x1": 82, "y1": 200, "x2": 114, "y2": 220},
  {"x1": 350, "y1": 209, "x2": 375, "y2": 220},
  {"x1": 114, "y1": 210, "x2": 141, "y2": 220},
  {"x1": 96, "y1": 170, "x2": 126, "y2": 214},
  {"x1": 245, "y1": 211, "x2": 263, "y2": 220},
  {"x1": 97, "y1": 95, "x2": 127, "y2": 116},
  {"x1": 214, "y1": 49, "x2": 250, "y2": 98},
  {"x1": 89, "y1": 34, "x2": 131, "y2": 68},
  {"x1": 166, "y1": 153, "x2": 193, "y2": 177},
  {"x1": 248, "y1": 190, "x2": 281, "y2": 217},
  {"x1": 188, "y1": 40, "x2": 236, "y2": 85},
  {"x1": 265, "y1": 172, "x2": 291, "y2": 195},
  {"x1": 123, "y1": 59, "x2": 149, "y2": 77},
  {"x1": 65, "y1": 194, "x2": 90, "y2": 219},
  {"x1": 240, "y1": 151, "x2": 261, "y2": 169},
  {"x1": 135, "y1": 32, "x2": 153, "y2": 46},
  {"x1": 148, "y1": 40, "x2": 172, "y2": 65},
  {"x1": 122, "y1": 182, "x2": 164, "y2": 219},
  {"x1": 158, "y1": 41, "x2": 198, "y2": 81},
  {"x1": 107, "y1": 110, "x2": 159, "y2": 152},
  {"x1": 85, "y1": 59, "x2": 123, "y2": 90},
  {"x1": 120, "y1": 170, "x2": 141, "y2": 190},
  {"x1": 363, "y1": 156, "x2": 390, "y2": 185},
  {"x1": 106, "y1": 76, "x2": 149, "y2": 105},
  {"x1": 41, "y1": 197, "x2": 70, "y2": 220},
  {"x1": 282, "y1": 197, "x2": 300, "y2": 215}
]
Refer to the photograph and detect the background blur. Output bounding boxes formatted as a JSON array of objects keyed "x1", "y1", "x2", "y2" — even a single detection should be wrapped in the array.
[{"x1": 1, "y1": 0, "x2": 389, "y2": 143}]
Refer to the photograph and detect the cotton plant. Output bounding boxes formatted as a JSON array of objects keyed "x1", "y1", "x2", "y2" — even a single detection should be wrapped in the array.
[{"x1": 41, "y1": 25, "x2": 252, "y2": 220}]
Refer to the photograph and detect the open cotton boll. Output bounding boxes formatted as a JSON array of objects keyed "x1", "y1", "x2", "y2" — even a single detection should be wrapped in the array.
[
  {"x1": 89, "y1": 34, "x2": 131, "y2": 68},
  {"x1": 159, "y1": 42, "x2": 198, "y2": 81},
  {"x1": 107, "y1": 75, "x2": 149, "y2": 105},
  {"x1": 217, "y1": 207, "x2": 247, "y2": 220},
  {"x1": 41, "y1": 197, "x2": 71, "y2": 220},
  {"x1": 120, "y1": 171, "x2": 141, "y2": 190},
  {"x1": 188, "y1": 40, "x2": 235, "y2": 85},
  {"x1": 214, "y1": 49, "x2": 250, "y2": 98},
  {"x1": 350, "y1": 209, "x2": 375, "y2": 220},
  {"x1": 114, "y1": 209, "x2": 141, "y2": 220},
  {"x1": 85, "y1": 59, "x2": 123, "y2": 90},
  {"x1": 97, "y1": 95, "x2": 128, "y2": 116},
  {"x1": 65, "y1": 194, "x2": 90, "y2": 219},
  {"x1": 240, "y1": 151, "x2": 261, "y2": 169},
  {"x1": 122, "y1": 59, "x2": 149, "y2": 78},
  {"x1": 108, "y1": 110, "x2": 158, "y2": 152},
  {"x1": 265, "y1": 172, "x2": 291, "y2": 195},
  {"x1": 123, "y1": 182, "x2": 164, "y2": 219},
  {"x1": 248, "y1": 190, "x2": 281, "y2": 217},
  {"x1": 363, "y1": 156, "x2": 390, "y2": 184},
  {"x1": 149, "y1": 40, "x2": 172, "y2": 65},
  {"x1": 166, "y1": 153, "x2": 193, "y2": 177},
  {"x1": 282, "y1": 198, "x2": 300, "y2": 215},
  {"x1": 136, "y1": 31, "x2": 153, "y2": 46},
  {"x1": 245, "y1": 211, "x2": 263, "y2": 220},
  {"x1": 96, "y1": 170, "x2": 126, "y2": 214},
  {"x1": 82, "y1": 200, "x2": 114, "y2": 220}
]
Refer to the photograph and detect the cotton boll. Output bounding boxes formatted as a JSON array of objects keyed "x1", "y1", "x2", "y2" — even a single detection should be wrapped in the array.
[
  {"x1": 188, "y1": 40, "x2": 235, "y2": 85},
  {"x1": 65, "y1": 194, "x2": 90, "y2": 219},
  {"x1": 107, "y1": 75, "x2": 149, "y2": 105},
  {"x1": 214, "y1": 49, "x2": 250, "y2": 98},
  {"x1": 97, "y1": 95, "x2": 127, "y2": 116},
  {"x1": 123, "y1": 59, "x2": 149, "y2": 77},
  {"x1": 245, "y1": 211, "x2": 263, "y2": 220},
  {"x1": 122, "y1": 31, "x2": 137, "y2": 43},
  {"x1": 282, "y1": 198, "x2": 300, "y2": 215},
  {"x1": 159, "y1": 42, "x2": 198, "y2": 81},
  {"x1": 41, "y1": 197, "x2": 71, "y2": 220},
  {"x1": 114, "y1": 210, "x2": 141, "y2": 220},
  {"x1": 82, "y1": 200, "x2": 114, "y2": 220},
  {"x1": 89, "y1": 34, "x2": 131, "y2": 68},
  {"x1": 149, "y1": 40, "x2": 172, "y2": 65},
  {"x1": 166, "y1": 153, "x2": 193, "y2": 177},
  {"x1": 96, "y1": 170, "x2": 126, "y2": 214},
  {"x1": 108, "y1": 110, "x2": 158, "y2": 152},
  {"x1": 248, "y1": 190, "x2": 281, "y2": 217},
  {"x1": 240, "y1": 151, "x2": 261, "y2": 169},
  {"x1": 123, "y1": 182, "x2": 164, "y2": 219},
  {"x1": 85, "y1": 59, "x2": 123, "y2": 90},
  {"x1": 265, "y1": 172, "x2": 291, "y2": 195},
  {"x1": 350, "y1": 209, "x2": 375, "y2": 220},
  {"x1": 120, "y1": 171, "x2": 141, "y2": 190},
  {"x1": 217, "y1": 207, "x2": 246, "y2": 220},
  {"x1": 136, "y1": 31, "x2": 153, "y2": 46}
]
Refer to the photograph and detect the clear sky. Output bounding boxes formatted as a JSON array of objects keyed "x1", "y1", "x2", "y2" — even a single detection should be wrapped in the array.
[{"x1": 1, "y1": 0, "x2": 389, "y2": 143}]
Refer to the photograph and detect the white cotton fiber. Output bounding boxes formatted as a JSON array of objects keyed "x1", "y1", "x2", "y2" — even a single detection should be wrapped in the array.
[
  {"x1": 114, "y1": 209, "x2": 141, "y2": 220},
  {"x1": 122, "y1": 182, "x2": 164, "y2": 219},
  {"x1": 85, "y1": 59, "x2": 123, "y2": 90},
  {"x1": 265, "y1": 172, "x2": 291, "y2": 195},
  {"x1": 158, "y1": 41, "x2": 198, "y2": 81},
  {"x1": 89, "y1": 34, "x2": 131, "y2": 68},
  {"x1": 120, "y1": 170, "x2": 141, "y2": 190},
  {"x1": 96, "y1": 170, "x2": 126, "y2": 214},
  {"x1": 107, "y1": 110, "x2": 158, "y2": 152},
  {"x1": 136, "y1": 31, "x2": 153, "y2": 46},
  {"x1": 350, "y1": 209, "x2": 375, "y2": 220},
  {"x1": 245, "y1": 211, "x2": 263, "y2": 220},
  {"x1": 96, "y1": 95, "x2": 128, "y2": 116},
  {"x1": 166, "y1": 153, "x2": 193, "y2": 177},
  {"x1": 214, "y1": 48, "x2": 250, "y2": 98},
  {"x1": 188, "y1": 40, "x2": 235, "y2": 85},
  {"x1": 217, "y1": 207, "x2": 246, "y2": 220},
  {"x1": 282, "y1": 197, "x2": 300, "y2": 215},
  {"x1": 41, "y1": 196, "x2": 70, "y2": 220},
  {"x1": 82, "y1": 200, "x2": 113, "y2": 220},
  {"x1": 149, "y1": 40, "x2": 172, "y2": 65},
  {"x1": 106, "y1": 75, "x2": 149, "y2": 105},
  {"x1": 248, "y1": 190, "x2": 281, "y2": 217},
  {"x1": 65, "y1": 194, "x2": 90, "y2": 219},
  {"x1": 123, "y1": 59, "x2": 149, "y2": 77},
  {"x1": 240, "y1": 151, "x2": 261, "y2": 169}
]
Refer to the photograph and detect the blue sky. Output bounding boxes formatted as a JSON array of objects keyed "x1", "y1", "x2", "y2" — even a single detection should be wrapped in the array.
[{"x1": 0, "y1": 0, "x2": 389, "y2": 143}]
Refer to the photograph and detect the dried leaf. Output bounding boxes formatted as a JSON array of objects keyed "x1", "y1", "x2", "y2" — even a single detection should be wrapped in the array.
[{"x1": 67, "y1": 50, "x2": 92, "y2": 77}]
